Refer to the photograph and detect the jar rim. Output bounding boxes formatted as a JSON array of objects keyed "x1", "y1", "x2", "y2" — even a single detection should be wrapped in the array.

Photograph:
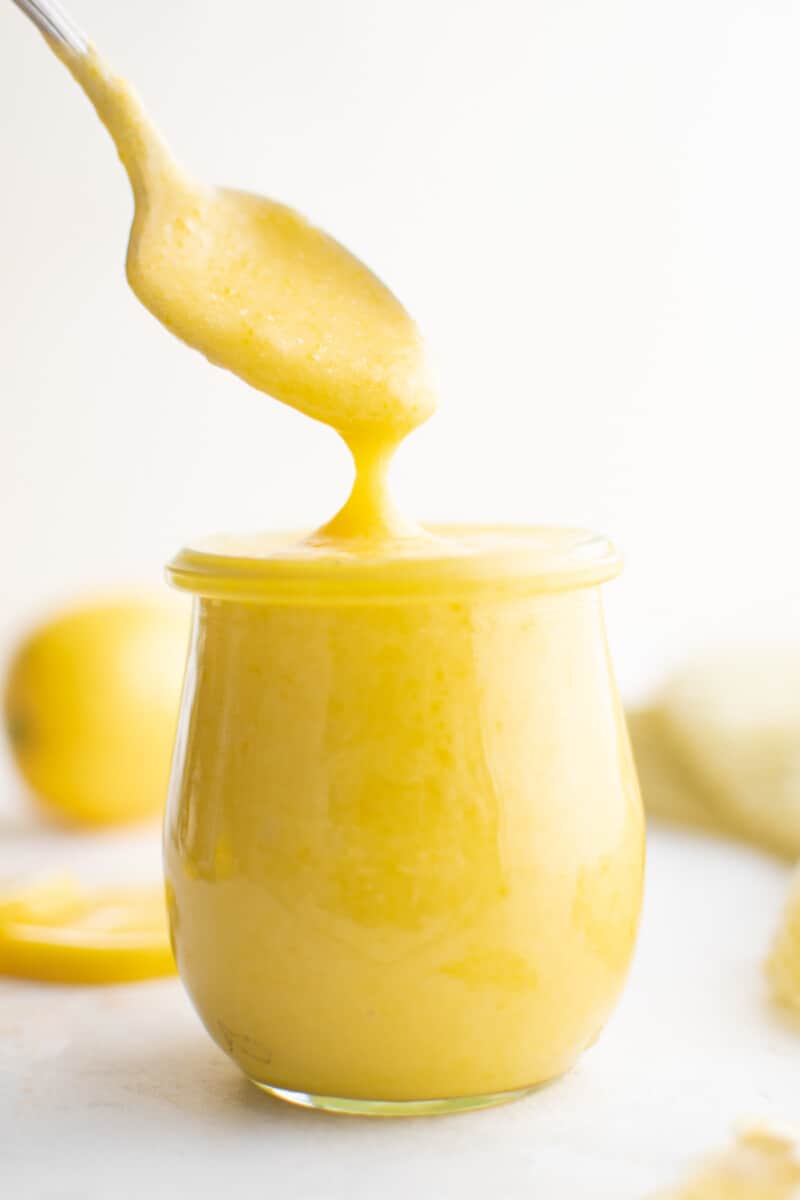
[{"x1": 166, "y1": 524, "x2": 622, "y2": 603}]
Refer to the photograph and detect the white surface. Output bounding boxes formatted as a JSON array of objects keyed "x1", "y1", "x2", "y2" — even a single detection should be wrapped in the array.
[
  {"x1": 1, "y1": 763, "x2": 798, "y2": 1199},
  {"x1": 2, "y1": 0, "x2": 800, "y2": 699}
]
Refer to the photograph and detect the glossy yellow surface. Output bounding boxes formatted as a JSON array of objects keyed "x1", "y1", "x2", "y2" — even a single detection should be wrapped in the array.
[
  {"x1": 0, "y1": 876, "x2": 175, "y2": 984},
  {"x1": 164, "y1": 573, "x2": 643, "y2": 1100},
  {"x1": 3, "y1": 598, "x2": 189, "y2": 826},
  {"x1": 41, "y1": 36, "x2": 644, "y2": 1103}
]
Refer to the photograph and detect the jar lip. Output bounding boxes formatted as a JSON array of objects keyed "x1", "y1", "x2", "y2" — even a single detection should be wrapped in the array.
[{"x1": 166, "y1": 524, "x2": 622, "y2": 602}]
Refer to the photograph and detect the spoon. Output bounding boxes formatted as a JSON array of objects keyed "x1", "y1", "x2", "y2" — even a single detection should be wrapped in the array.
[
  {"x1": 10, "y1": 0, "x2": 87, "y2": 54},
  {"x1": 8, "y1": 0, "x2": 435, "y2": 449},
  {"x1": 9, "y1": 0, "x2": 436, "y2": 541}
]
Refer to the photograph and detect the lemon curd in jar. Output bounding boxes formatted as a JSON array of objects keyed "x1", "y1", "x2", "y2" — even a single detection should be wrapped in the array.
[
  {"x1": 164, "y1": 526, "x2": 644, "y2": 1114},
  {"x1": 31, "y1": 34, "x2": 645, "y2": 1114}
]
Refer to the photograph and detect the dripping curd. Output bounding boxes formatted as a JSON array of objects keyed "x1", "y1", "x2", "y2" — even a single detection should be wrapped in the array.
[{"x1": 58, "y1": 44, "x2": 436, "y2": 544}]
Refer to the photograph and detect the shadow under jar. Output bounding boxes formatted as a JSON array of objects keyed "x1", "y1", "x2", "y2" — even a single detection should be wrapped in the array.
[{"x1": 164, "y1": 525, "x2": 644, "y2": 1116}]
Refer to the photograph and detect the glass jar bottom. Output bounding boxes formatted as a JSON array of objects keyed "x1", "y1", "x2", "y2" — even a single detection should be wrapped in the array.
[{"x1": 251, "y1": 1080, "x2": 542, "y2": 1117}]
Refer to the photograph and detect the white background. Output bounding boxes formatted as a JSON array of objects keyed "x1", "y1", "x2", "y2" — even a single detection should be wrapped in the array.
[
  {"x1": 2, "y1": 0, "x2": 800, "y2": 696},
  {"x1": 1, "y1": 4, "x2": 799, "y2": 1197}
]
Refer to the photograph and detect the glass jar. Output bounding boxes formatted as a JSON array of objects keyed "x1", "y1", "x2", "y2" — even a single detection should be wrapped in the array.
[{"x1": 164, "y1": 526, "x2": 644, "y2": 1115}]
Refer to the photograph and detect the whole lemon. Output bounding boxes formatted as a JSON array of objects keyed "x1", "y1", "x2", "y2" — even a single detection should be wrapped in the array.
[{"x1": 3, "y1": 596, "x2": 190, "y2": 826}]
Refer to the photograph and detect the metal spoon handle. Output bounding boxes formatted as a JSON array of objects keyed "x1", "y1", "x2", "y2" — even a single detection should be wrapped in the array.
[{"x1": 10, "y1": 0, "x2": 88, "y2": 54}]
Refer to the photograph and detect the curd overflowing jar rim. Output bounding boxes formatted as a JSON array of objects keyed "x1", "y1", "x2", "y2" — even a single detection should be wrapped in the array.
[{"x1": 166, "y1": 525, "x2": 622, "y2": 603}]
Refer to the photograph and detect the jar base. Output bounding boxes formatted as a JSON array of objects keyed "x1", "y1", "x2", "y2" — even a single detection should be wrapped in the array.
[{"x1": 250, "y1": 1080, "x2": 541, "y2": 1117}]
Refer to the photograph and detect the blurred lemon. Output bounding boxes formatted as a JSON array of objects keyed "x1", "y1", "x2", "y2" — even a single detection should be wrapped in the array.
[
  {"x1": 768, "y1": 867, "x2": 800, "y2": 1019},
  {"x1": 3, "y1": 596, "x2": 190, "y2": 826}
]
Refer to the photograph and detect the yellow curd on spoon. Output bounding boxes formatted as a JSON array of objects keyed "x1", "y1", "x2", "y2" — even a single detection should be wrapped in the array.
[{"x1": 57, "y1": 44, "x2": 436, "y2": 542}]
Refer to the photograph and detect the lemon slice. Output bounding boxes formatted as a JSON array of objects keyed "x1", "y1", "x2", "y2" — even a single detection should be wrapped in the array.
[{"x1": 0, "y1": 875, "x2": 176, "y2": 983}]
